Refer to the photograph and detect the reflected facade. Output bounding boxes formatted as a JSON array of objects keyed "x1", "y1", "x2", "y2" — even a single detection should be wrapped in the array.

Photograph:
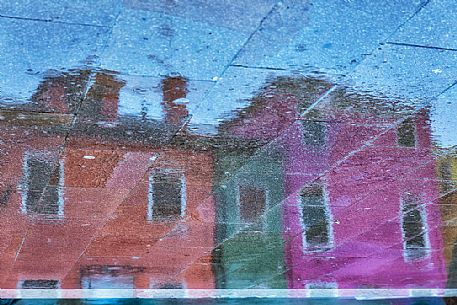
[{"x1": 0, "y1": 70, "x2": 455, "y2": 296}]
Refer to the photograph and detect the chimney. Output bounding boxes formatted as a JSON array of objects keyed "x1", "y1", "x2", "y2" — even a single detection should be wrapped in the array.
[
  {"x1": 161, "y1": 76, "x2": 189, "y2": 127},
  {"x1": 95, "y1": 73, "x2": 124, "y2": 121},
  {"x1": 32, "y1": 70, "x2": 91, "y2": 113}
]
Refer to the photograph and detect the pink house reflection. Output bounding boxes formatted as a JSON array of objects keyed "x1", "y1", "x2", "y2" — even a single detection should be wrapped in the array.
[{"x1": 223, "y1": 77, "x2": 447, "y2": 289}]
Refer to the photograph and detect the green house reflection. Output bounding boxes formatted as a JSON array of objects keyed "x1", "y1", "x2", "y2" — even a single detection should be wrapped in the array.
[{"x1": 212, "y1": 147, "x2": 287, "y2": 288}]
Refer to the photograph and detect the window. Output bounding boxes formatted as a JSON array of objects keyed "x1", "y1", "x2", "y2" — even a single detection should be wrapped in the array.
[
  {"x1": 149, "y1": 281, "x2": 187, "y2": 298},
  {"x1": 80, "y1": 266, "x2": 139, "y2": 289},
  {"x1": 439, "y1": 159, "x2": 455, "y2": 193},
  {"x1": 238, "y1": 185, "x2": 267, "y2": 229},
  {"x1": 0, "y1": 185, "x2": 13, "y2": 205},
  {"x1": 150, "y1": 282, "x2": 184, "y2": 289},
  {"x1": 21, "y1": 279, "x2": 60, "y2": 289},
  {"x1": 305, "y1": 282, "x2": 338, "y2": 289},
  {"x1": 300, "y1": 184, "x2": 333, "y2": 251},
  {"x1": 148, "y1": 170, "x2": 186, "y2": 220},
  {"x1": 401, "y1": 193, "x2": 429, "y2": 261},
  {"x1": 397, "y1": 118, "x2": 416, "y2": 147},
  {"x1": 305, "y1": 282, "x2": 338, "y2": 297},
  {"x1": 21, "y1": 152, "x2": 64, "y2": 217},
  {"x1": 301, "y1": 120, "x2": 327, "y2": 146},
  {"x1": 81, "y1": 274, "x2": 134, "y2": 289}
]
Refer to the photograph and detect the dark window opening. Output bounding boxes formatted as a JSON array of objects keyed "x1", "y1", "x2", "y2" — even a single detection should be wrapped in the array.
[
  {"x1": 301, "y1": 184, "x2": 332, "y2": 250},
  {"x1": 158, "y1": 283, "x2": 184, "y2": 289},
  {"x1": 0, "y1": 185, "x2": 13, "y2": 205},
  {"x1": 402, "y1": 194, "x2": 428, "y2": 261},
  {"x1": 302, "y1": 120, "x2": 327, "y2": 146},
  {"x1": 439, "y1": 159, "x2": 454, "y2": 193},
  {"x1": 397, "y1": 119, "x2": 416, "y2": 147},
  {"x1": 21, "y1": 279, "x2": 59, "y2": 289},
  {"x1": 149, "y1": 171, "x2": 184, "y2": 220},
  {"x1": 23, "y1": 153, "x2": 62, "y2": 216},
  {"x1": 239, "y1": 185, "x2": 266, "y2": 226}
]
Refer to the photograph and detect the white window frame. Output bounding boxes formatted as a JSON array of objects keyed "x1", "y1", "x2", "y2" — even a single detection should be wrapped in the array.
[
  {"x1": 298, "y1": 182, "x2": 334, "y2": 253},
  {"x1": 21, "y1": 151, "x2": 64, "y2": 218},
  {"x1": 400, "y1": 193, "x2": 431, "y2": 262}
]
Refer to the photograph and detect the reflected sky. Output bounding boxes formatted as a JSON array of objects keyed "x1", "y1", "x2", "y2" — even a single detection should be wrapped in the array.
[{"x1": 0, "y1": 0, "x2": 457, "y2": 301}]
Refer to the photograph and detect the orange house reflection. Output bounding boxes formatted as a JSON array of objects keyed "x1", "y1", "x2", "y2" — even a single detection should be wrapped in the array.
[{"x1": 0, "y1": 72, "x2": 215, "y2": 289}]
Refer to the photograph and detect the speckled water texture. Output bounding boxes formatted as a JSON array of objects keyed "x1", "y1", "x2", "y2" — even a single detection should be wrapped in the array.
[{"x1": 1, "y1": 0, "x2": 457, "y2": 304}]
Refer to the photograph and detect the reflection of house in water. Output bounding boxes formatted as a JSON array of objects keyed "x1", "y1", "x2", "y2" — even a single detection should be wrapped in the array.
[
  {"x1": 284, "y1": 93, "x2": 446, "y2": 289},
  {"x1": 0, "y1": 71, "x2": 215, "y2": 289},
  {"x1": 0, "y1": 70, "x2": 449, "y2": 292},
  {"x1": 213, "y1": 77, "x2": 331, "y2": 288},
  {"x1": 212, "y1": 145, "x2": 286, "y2": 288},
  {"x1": 219, "y1": 76, "x2": 446, "y2": 289}
]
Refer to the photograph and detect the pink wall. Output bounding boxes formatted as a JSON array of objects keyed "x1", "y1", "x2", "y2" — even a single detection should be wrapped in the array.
[{"x1": 282, "y1": 109, "x2": 447, "y2": 289}]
